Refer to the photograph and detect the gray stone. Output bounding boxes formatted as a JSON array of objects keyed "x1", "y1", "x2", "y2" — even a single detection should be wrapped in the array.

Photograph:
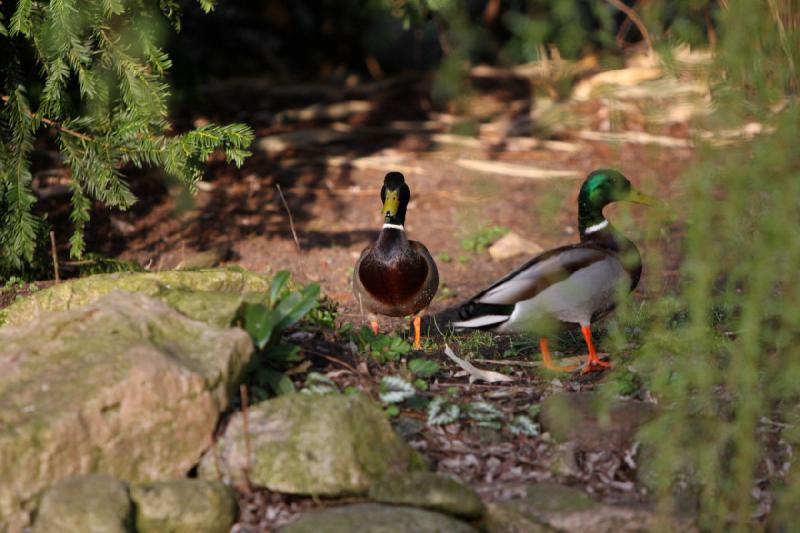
[
  {"x1": 32, "y1": 474, "x2": 132, "y2": 533},
  {"x1": 487, "y1": 483, "x2": 694, "y2": 533},
  {"x1": 0, "y1": 268, "x2": 270, "y2": 327},
  {"x1": 130, "y1": 479, "x2": 238, "y2": 533},
  {"x1": 0, "y1": 292, "x2": 253, "y2": 531},
  {"x1": 369, "y1": 472, "x2": 484, "y2": 519},
  {"x1": 279, "y1": 503, "x2": 478, "y2": 533},
  {"x1": 539, "y1": 392, "x2": 657, "y2": 452},
  {"x1": 199, "y1": 393, "x2": 423, "y2": 496}
]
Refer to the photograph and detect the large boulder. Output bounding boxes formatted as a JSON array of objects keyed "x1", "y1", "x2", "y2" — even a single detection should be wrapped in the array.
[
  {"x1": 199, "y1": 393, "x2": 422, "y2": 496},
  {"x1": 0, "y1": 292, "x2": 253, "y2": 532},
  {"x1": 279, "y1": 503, "x2": 478, "y2": 533},
  {"x1": 130, "y1": 479, "x2": 238, "y2": 533},
  {"x1": 0, "y1": 268, "x2": 270, "y2": 327},
  {"x1": 32, "y1": 475, "x2": 133, "y2": 533},
  {"x1": 368, "y1": 471, "x2": 484, "y2": 519}
]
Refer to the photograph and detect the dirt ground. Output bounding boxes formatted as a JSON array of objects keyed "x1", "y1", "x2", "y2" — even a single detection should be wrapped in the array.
[{"x1": 61, "y1": 71, "x2": 694, "y2": 331}]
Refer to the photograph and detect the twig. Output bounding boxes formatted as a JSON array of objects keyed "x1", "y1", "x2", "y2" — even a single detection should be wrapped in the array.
[
  {"x1": 1, "y1": 95, "x2": 94, "y2": 142},
  {"x1": 239, "y1": 384, "x2": 254, "y2": 494},
  {"x1": 276, "y1": 184, "x2": 301, "y2": 252},
  {"x1": 606, "y1": 0, "x2": 654, "y2": 56},
  {"x1": 49, "y1": 231, "x2": 60, "y2": 283},
  {"x1": 307, "y1": 350, "x2": 360, "y2": 374}
]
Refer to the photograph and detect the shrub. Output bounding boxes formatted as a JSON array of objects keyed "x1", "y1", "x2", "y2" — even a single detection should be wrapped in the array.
[{"x1": 0, "y1": 0, "x2": 253, "y2": 276}]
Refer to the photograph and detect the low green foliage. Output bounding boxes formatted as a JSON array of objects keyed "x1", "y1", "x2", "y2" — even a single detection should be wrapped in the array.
[
  {"x1": 354, "y1": 326, "x2": 412, "y2": 363},
  {"x1": 68, "y1": 253, "x2": 144, "y2": 276},
  {"x1": 379, "y1": 376, "x2": 416, "y2": 404},
  {"x1": 408, "y1": 358, "x2": 440, "y2": 378},
  {"x1": 237, "y1": 271, "x2": 320, "y2": 400},
  {"x1": 460, "y1": 225, "x2": 509, "y2": 253}
]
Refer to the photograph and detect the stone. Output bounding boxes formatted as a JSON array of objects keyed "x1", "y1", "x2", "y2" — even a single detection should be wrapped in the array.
[
  {"x1": 488, "y1": 232, "x2": 543, "y2": 261},
  {"x1": 486, "y1": 483, "x2": 693, "y2": 533},
  {"x1": 130, "y1": 479, "x2": 238, "y2": 533},
  {"x1": 369, "y1": 471, "x2": 484, "y2": 519},
  {"x1": 539, "y1": 392, "x2": 657, "y2": 452},
  {"x1": 279, "y1": 503, "x2": 478, "y2": 533},
  {"x1": 0, "y1": 292, "x2": 253, "y2": 531},
  {"x1": 198, "y1": 393, "x2": 422, "y2": 496},
  {"x1": 32, "y1": 474, "x2": 132, "y2": 533},
  {"x1": 0, "y1": 268, "x2": 270, "y2": 327},
  {"x1": 483, "y1": 503, "x2": 553, "y2": 533}
]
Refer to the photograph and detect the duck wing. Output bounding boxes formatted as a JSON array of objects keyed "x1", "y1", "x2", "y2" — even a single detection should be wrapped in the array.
[{"x1": 455, "y1": 244, "x2": 618, "y2": 329}]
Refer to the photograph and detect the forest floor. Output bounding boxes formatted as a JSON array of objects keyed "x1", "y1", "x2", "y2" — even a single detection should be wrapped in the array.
[{"x1": 7, "y1": 50, "x2": 753, "y2": 529}]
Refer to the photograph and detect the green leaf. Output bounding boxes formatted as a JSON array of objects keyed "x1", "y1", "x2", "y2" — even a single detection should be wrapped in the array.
[
  {"x1": 301, "y1": 372, "x2": 338, "y2": 395},
  {"x1": 379, "y1": 376, "x2": 416, "y2": 404},
  {"x1": 385, "y1": 405, "x2": 400, "y2": 417},
  {"x1": 427, "y1": 396, "x2": 460, "y2": 426},
  {"x1": 269, "y1": 270, "x2": 290, "y2": 306},
  {"x1": 507, "y1": 415, "x2": 540, "y2": 437},
  {"x1": 465, "y1": 401, "x2": 504, "y2": 422},
  {"x1": 409, "y1": 358, "x2": 440, "y2": 378},
  {"x1": 274, "y1": 283, "x2": 320, "y2": 331},
  {"x1": 263, "y1": 369, "x2": 295, "y2": 396},
  {"x1": 242, "y1": 303, "x2": 277, "y2": 349},
  {"x1": 266, "y1": 344, "x2": 302, "y2": 363}
]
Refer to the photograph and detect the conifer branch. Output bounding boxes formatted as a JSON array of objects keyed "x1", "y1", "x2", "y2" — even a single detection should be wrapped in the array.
[{"x1": 1, "y1": 95, "x2": 94, "y2": 142}]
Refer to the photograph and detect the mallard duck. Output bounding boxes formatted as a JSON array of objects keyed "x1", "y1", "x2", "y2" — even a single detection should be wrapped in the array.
[
  {"x1": 452, "y1": 169, "x2": 653, "y2": 373},
  {"x1": 353, "y1": 172, "x2": 439, "y2": 349}
]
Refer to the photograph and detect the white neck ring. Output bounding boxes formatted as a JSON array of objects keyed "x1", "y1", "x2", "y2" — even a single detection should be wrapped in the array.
[
  {"x1": 584, "y1": 220, "x2": 609, "y2": 234},
  {"x1": 382, "y1": 223, "x2": 405, "y2": 231}
]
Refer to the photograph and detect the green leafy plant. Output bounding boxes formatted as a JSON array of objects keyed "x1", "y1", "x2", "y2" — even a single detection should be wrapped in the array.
[
  {"x1": 237, "y1": 271, "x2": 320, "y2": 399},
  {"x1": 408, "y1": 358, "x2": 440, "y2": 378},
  {"x1": 355, "y1": 326, "x2": 412, "y2": 363},
  {"x1": 301, "y1": 372, "x2": 339, "y2": 395},
  {"x1": 508, "y1": 415, "x2": 540, "y2": 437},
  {"x1": 427, "y1": 396, "x2": 461, "y2": 426},
  {"x1": 464, "y1": 401, "x2": 504, "y2": 429},
  {"x1": 0, "y1": 0, "x2": 254, "y2": 275},
  {"x1": 379, "y1": 376, "x2": 416, "y2": 404}
]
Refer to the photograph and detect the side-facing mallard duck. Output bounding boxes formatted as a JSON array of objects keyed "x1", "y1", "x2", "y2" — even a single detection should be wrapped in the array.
[
  {"x1": 452, "y1": 169, "x2": 653, "y2": 373},
  {"x1": 353, "y1": 172, "x2": 439, "y2": 349}
]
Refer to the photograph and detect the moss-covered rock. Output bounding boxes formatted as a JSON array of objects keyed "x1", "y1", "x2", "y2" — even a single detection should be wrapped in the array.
[
  {"x1": 0, "y1": 292, "x2": 253, "y2": 531},
  {"x1": 130, "y1": 479, "x2": 238, "y2": 533},
  {"x1": 483, "y1": 502, "x2": 554, "y2": 533},
  {"x1": 32, "y1": 475, "x2": 132, "y2": 533},
  {"x1": 369, "y1": 472, "x2": 484, "y2": 519},
  {"x1": 0, "y1": 268, "x2": 270, "y2": 327},
  {"x1": 199, "y1": 393, "x2": 422, "y2": 496},
  {"x1": 539, "y1": 392, "x2": 657, "y2": 452},
  {"x1": 486, "y1": 483, "x2": 694, "y2": 532},
  {"x1": 279, "y1": 503, "x2": 478, "y2": 533}
]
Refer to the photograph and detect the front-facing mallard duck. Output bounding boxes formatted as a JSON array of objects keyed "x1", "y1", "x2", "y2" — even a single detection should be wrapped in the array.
[
  {"x1": 453, "y1": 169, "x2": 653, "y2": 373},
  {"x1": 353, "y1": 172, "x2": 439, "y2": 349}
]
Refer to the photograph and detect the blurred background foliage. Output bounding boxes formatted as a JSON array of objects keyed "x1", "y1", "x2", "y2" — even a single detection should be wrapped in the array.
[{"x1": 3, "y1": 0, "x2": 800, "y2": 528}]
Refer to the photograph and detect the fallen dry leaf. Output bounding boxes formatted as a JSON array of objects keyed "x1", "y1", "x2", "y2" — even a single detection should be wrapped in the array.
[{"x1": 444, "y1": 344, "x2": 515, "y2": 384}]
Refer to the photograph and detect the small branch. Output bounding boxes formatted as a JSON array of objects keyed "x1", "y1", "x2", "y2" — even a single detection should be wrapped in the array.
[
  {"x1": 1, "y1": 95, "x2": 94, "y2": 142},
  {"x1": 49, "y1": 231, "x2": 60, "y2": 283},
  {"x1": 239, "y1": 384, "x2": 253, "y2": 494},
  {"x1": 276, "y1": 184, "x2": 301, "y2": 252},
  {"x1": 606, "y1": 0, "x2": 654, "y2": 56}
]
